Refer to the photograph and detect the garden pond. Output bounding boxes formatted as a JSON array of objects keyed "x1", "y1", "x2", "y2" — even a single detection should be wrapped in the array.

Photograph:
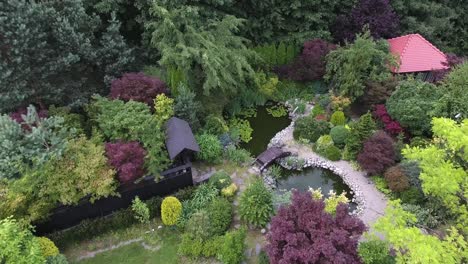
[{"x1": 240, "y1": 104, "x2": 291, "y2": 156}]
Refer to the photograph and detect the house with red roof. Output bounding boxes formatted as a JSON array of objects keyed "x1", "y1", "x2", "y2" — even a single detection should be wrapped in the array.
[{"x1": 387, "y1": 33, "x2": 448, "y2": 81}]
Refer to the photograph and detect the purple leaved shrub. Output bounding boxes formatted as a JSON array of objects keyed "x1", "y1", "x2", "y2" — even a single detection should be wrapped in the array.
[
  {"x1": 357, "y1": 130, "x2": 396, "y2": 175},
  {"x1": 332, "y1": 0, "x2": 399, "y2": 43},
  {"x1": 110, "y1": 72, "x2": 168, "y2": 106},
  {"x1": 266, "y1": 191, "x2": 366, "y2": 264},
  {"x1": 105, "y1": 141, "x2": 147, "y2": 184}
]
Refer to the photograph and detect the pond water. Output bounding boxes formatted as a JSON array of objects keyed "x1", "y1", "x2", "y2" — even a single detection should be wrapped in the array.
[
  {"x1": 240, "y1": 104, "x2": 291, "y2": 157},
  {"x1": 276, "y1": 167, "x2": 356, "y2": 209}
]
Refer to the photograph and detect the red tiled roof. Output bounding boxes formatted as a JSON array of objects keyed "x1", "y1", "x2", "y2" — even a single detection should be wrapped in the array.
[{"x1": 387, "y1": 34, "x2": 448, "y2": 73}]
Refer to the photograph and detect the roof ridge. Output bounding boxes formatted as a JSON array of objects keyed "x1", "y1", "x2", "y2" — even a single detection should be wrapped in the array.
[
  {"x1": 412, "y1": 33, "x2": 447, "y2": 59},
  {"x1": 398, "y1": 34, "x2": 413, "y2": 64}
]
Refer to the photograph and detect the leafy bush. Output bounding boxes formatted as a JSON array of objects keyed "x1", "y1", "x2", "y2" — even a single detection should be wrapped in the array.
[
  {"x1": 110, "y1": 72, "x2": 168, "y2": 106},
  {"x1": 345, "y1": 112, "x2": 376, "y2": 160},
  {"x1": 330, "y1": 125, "x2": 350, "y2": 148},
  {"x1": 371, "y1": 176, "x2": 392, "y2": 196},
  {"x1": 293, "y1": 116, "x2": 330, "y2": 143},
  {"x1": 266, "y1": 191, "x2": 366, "y2": 263},
  {"x1": 323, "y1": 145, "x2": 342, "y2": 161},
  {"x1": 179, "y1": 183, "x2": 219, "y2": 225},
  {"x1": 178, "y1": 233, "x2": 204, "y2": 258},
  {"x1": 258, "y1": 250, "x2": 270, "y2": 264},
  {"x1": 47, "y1": 106, "x2": 85, "y2": 134},
  {"x1": 224, "y1": 145, "x2": 251, "y2": 165},
  {"x1": 203, "y1": 115, "x2": 228, "y2": 136},
  {"x1": 399, "y1": 161, "x2": 422, "y2": 191},
  {"x1": 46, "y1": 254, "x2": 68, "y2": 264},
  {"x1": 358, "y1": 239, "x2": 395, "y2": 264},
  {"x1": 311, "y1": 104, "x2": 325, "y2": 117},
  {"x1": 202, "y1": 236, "x2": 224, "y2": 257},
  {"x1": 186, "y1": 210, "x2": 214, "y2": 239},
  {"x1": 315, "y1": 135, "x2": 334, "y2": 153},
  {"x1": 386, "y1": 79, "x2": 442, "y2": 136},
  {"x1": 131, "y1": 196, "x2": 150, "y2": 224},
  {"x1": 37, "y1": 237, "x2": 59, "y2": 258},
  {"x1": 384, "y1": 166, "x2": 410, "y2": 192},
  {"x1": 195, "y1": 133, "x2": 223, "y2": 163},
  {"x1": 361, "y1": 77, "x2": 399, "y2": 108},
  {"x1": 0, "y1": 105, "x2": 71, "y2": 180},
  {"x1": 373, "y1": 104, "x2": 403, "y2": 136},
  {"x1": 268, "y1": 164, "x2": 284, "y2": 179},
  {"x1": 401, "y1": 204, "x2": 445, "y2": 229},
  {"x1": 209, "y1": 171, "x2": 232, "y2": 191},
  {"x1": 218, "y1": 228, "x2": 247, "y2": 264},
  {"x1": 357, "y1": 131, "x2": 395, "y2": 175},
  {"x1": 398, "y1": 187, "x2": 425, "y2": 205},
  {"x1": 330, "y1": 110, "x2": 346, "y2": 126},
  {"x1": 161, "y1": 196, "x2": 182, "y2": 226},
  {"x1": 105, "y1": 141, "x2": 147, "y2": 184},
  {"x1": 153, "y1": 94, "x2": 174, "y2": 123},
  {"x1": 239, "y1": 179, "x2": 274, "y2": 227},
  {"x1": 221, "y1": 183, "x2": 238, "y2": 198},
  {"x1": 207, "y1": 198, "x2": 233, "y2": 236},
  {"x1": 325, "y1": 31, "x2": 394, "y2": 101}
]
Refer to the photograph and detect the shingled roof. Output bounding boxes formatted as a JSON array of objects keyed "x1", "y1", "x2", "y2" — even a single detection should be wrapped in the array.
[
  {"x1": 387, "y1": 34, "x2": 448, "y2": 73},
  {"x1": 165, "y1": 117, "x2": 200, "y2": 160}
]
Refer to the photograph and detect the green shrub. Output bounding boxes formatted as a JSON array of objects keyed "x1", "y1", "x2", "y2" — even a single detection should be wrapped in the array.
[
  {"x1": 37, "y1": 237, "x2": 59, "y2": 258},
  {"x1": 179, "y1": 183, "x2": 219, "y2": 226},
  {"x1": 370, "y1": 176, "x2": 392, "y2": 196},
  {"x1": 398, "y1": 187, "x2": 425, "y2": 205},
  {"x1": 315, "y1": 135, "x2": 334, "y2": 153},
  {"x1": 224, "y1": 145, "x2": 252, "y2": 165},
  {"x1": 330, "y1": 125, "x2": 350, "y2": 148},
  {"x1": 221, "y1": 183, "x2": 238, "y2": 198},
  {"x1": 268, "y1": 164, "x2": 284, "y2": 179},
  {"x1": 186, "y1": 210, "x2": 214, "y2": 239},
  {"x1": 229, "y1": 118, "x2": 253, "y2": 143},
  {"x1": 218, "y1": 228, "x2": 247, "y2": 264},
  {"x1": 239, "y1": 180, "x2": 274, "y2": 227},
  {"x1": 204, "y1": 115, "x2": 228, "y2": 135},
  {"x1": 195, "y1": 133, "x2": 223, "y2": 163},
  {"x1": 207, "y1": 198, "x2": 233, "y2": 236},
  {"x1": 46, "y1": 254, "x2": 69, "y2": 264},
  {"x1": 401, "y1": 204, "x2": 445, "y2": 229},
  {"x1": 293, "y1": 116, "x2": 330, "y2": 142},
  {"x1": 330, "y1": 111, "x2": 346, "y2": 126},
  {"x1": 145, "y1": 196, "x2": 163, "y2": 218},
  {"x1": 323, "y1": 145, "x2": 342, "y2": 161},
  {"x1": 209, "y1": 171, "x2": 233, "y2": 191},
  {"x1": 358, "y1": 239, "x2": 395, "y2": 264},
  {"x1": 131, "y1": 196, "x2": 150, "y2": 224},
  {"x1": 178, "y1": 233, "x2": 204, "y2": 258},
  {"x1": 384, "y1": 166, "x2": 410, "y2": 193},
  {"x1": 202, "y1": 236, "x2": 224, "y2": 257},
  {"x1": 161, "y1": 196, "x2": 182, "y2": 226},
  {"x1": 258, "y1": 250, "x2": 270, "y2": 264},
  {"x1": 311, "y1": 105, "x2": 325, "y2": 117}
]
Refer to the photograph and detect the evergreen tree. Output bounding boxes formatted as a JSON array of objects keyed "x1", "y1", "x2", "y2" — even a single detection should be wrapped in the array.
[{"x1": 174, "y1": 84, "x2": 202, "y2": 131}]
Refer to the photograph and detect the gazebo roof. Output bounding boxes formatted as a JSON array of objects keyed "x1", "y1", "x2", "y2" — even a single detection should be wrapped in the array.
[
  {"x1": 165, "y1": 117, "x2": 200, "y2": 160},
  {"x1": 387, "y1": 34, "x2": 448, "y2": 73}
]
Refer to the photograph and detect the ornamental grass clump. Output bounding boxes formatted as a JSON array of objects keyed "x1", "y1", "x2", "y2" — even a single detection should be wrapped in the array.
[{"x1": 239, "y1": 179, "x2": 274, "y2": 227}]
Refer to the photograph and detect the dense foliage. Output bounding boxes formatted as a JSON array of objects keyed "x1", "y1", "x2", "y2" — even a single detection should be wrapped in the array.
[
  {"x1": 373, "y1": 104, "x2": 403, "y2": 136},
  {"x1": 436, "y1": 62, "x2": 468, "y2": 119},
  {"x1": 293, "y1": 116, "x2": 330, "y2": 143},
  {"x1": 358, "y1": 239, "x2": 395, "y2": 264},
  {"x1": 207, "y1": 198, "x2": 232, "y2": 236},
  {"x1": 403, "y1": 118, "x2": 468, "y2": 233},
  {"x1": 239, "y1": 179, "x2": 274, "y2": 227},
  {"x1": 357, "y1": 131, "x2": 396, "y2": 175},
  {"x1": 325, "y1": 31, "x2": 394, "y2": 101},
  {"x1": 195, "y1": 133, "x2": 223, "y2": 163},
  {"x1": 105, "y1": 141, "x2": 147, "y2": 184},
  {"x1": 384, "y1": 165, "x2": 409, "y2": 192},
  {"x1": 110, "y1": 72, "x2": 168, "y2": 106},
  {"x1": 218, "y1": 228, "x2": 247, "y2": 264},
  {"x1": 0, "y1": 217, "x2": 45, "y2": 264},
  {"x1": 174, "y1": 84, "x2": 202, "y2": 131},
  {"x1": 330, "y1": 125, "x2": 350, "y2": 148},
  {"x1": 344, "y1": 112, "x2": 376, "y2": 160},
  {"x1": 333, "y1": 0, "x2": 399, "y2": 42},
  {"x1": 0, "y1": 0, "x2": 135, "y2": 112},
  {"x1": 386, "y1": 79, "x2": 443, "y2": 136},
  {"x1": 266, "y1": 191, "x2": 366, "y2": 263}
]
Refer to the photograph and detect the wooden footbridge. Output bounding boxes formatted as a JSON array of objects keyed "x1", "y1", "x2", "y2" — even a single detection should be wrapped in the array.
[{"x1": 254, "y1": 147, "x2": 291, "y2": 172}]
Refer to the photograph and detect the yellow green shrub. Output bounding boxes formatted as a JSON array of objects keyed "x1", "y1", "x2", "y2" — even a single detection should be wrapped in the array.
[{"x1": 161, "y1": 196, "x2": 182, "y2": 226}]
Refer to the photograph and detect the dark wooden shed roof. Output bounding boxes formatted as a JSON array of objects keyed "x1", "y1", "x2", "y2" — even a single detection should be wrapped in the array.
[{"x1": 165, "y1": 117, "x2": 200, "y2": 160}]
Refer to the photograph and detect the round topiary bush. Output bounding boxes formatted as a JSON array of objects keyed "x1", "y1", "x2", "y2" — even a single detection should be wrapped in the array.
[
  {"x1": 330, "y1": 111, "x2": 346, "y2": 126},
  {"x1": 315, "y1": 135, "x2": 334, "y2": 153},
  {"x1": 330, "y1": 125, "x2": 350, "y2": 148},
  {"x1": 161, "y1": 196, "x2": 182, "y2": 226},
  {"x1": 384, "y1": 165, "x2": 410, "y2": 192},
  {"x1": 293, "y1": 116, "x2": 330, "y2": 143},
  {"x1": 37, "y1": 237, "x2": 59, "y2": 258},
  {"x1": 110, "y1": 72, "x2": 168, "y2": 106}
]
